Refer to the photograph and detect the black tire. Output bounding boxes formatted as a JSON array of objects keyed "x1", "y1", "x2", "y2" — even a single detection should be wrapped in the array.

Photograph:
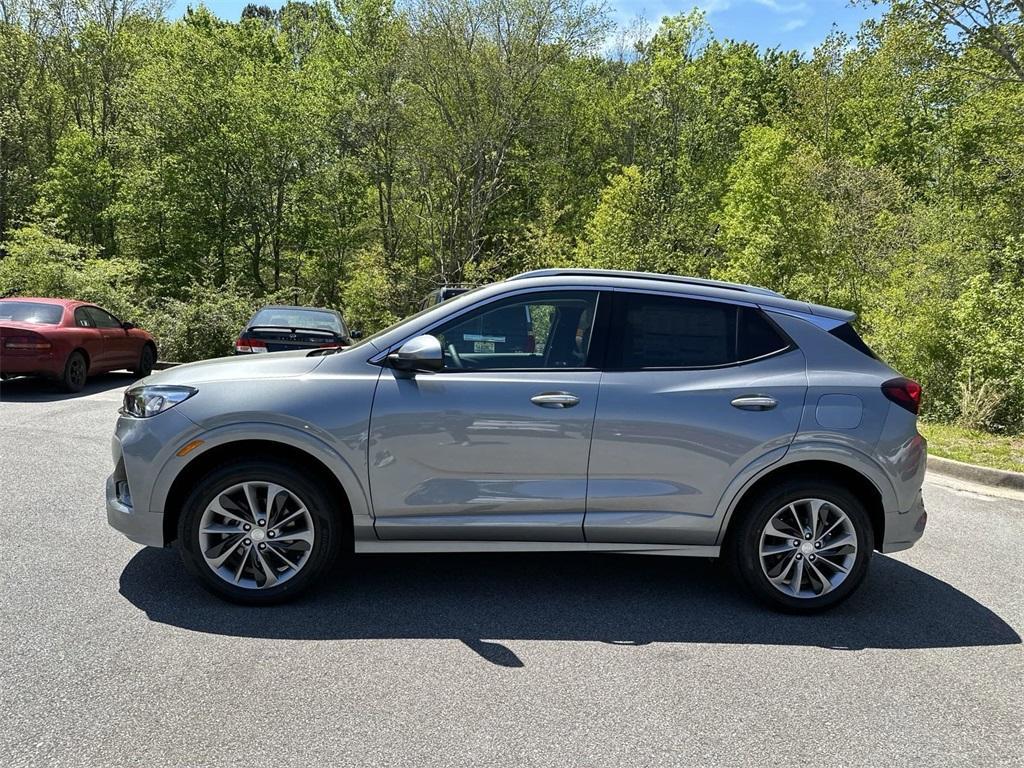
[
  {"x1": 728, "y1": 478, "x2": 873, "y2": 613},
  {"x1": 178, "y1": 460, "x2": 341, "y2": 605},
  {"x1": 134, "y1": 344, "x2": 155, "y2": 377},
  {"x1": 60, "y1": 351, "x2": 88, "y2": 393}
]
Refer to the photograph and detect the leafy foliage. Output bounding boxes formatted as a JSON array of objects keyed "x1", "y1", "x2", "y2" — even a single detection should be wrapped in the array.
[{"x1": 0, "y1": 0, "x2": 1022, "y2": 428}]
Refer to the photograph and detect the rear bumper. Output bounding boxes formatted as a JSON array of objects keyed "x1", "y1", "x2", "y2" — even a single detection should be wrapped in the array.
[
  {"x1": 880, "y1": 491, "x2": 927, "y2": 553},
  {"x1": 0, "y1": 352, "x2": 62, "y2": 377}
]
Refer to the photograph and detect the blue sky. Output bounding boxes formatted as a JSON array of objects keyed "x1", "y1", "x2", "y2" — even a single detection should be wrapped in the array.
[
  {"x1": 169, "y1": 0, "x2": 882, "y2": 53},
  {"x1": 614, "y1": 0, "x2": 881, "y2": 52}
]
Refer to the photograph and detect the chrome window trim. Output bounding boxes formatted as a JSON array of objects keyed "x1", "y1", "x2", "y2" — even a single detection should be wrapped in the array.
[{"x1": 368, "y1": 282, "x2": 804, "y2": 372}]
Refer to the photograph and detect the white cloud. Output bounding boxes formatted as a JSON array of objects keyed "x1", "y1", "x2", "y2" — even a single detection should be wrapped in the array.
[
  {"x1": 782, "y1": 18, "x2": 808, "y2": 31},
  {"x1": 752, "y1": 0, "x2": 809, "y2": 13},
  {"x1": 697, "y1": 0, "x2": 734, "y2": 11}
]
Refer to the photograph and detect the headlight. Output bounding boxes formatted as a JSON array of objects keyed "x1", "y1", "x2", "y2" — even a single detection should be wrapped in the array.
[{"x1": 122, "y1": 385, "x2": 197, "y2": 418}]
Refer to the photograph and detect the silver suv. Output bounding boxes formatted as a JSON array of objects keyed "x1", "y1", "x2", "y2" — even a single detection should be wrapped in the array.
[{"x1": 107, "y1": 269, "x2": 927, "y2": 612}]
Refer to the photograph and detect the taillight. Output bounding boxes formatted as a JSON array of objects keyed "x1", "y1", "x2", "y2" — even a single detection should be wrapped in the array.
[
  {"x1": 882, "y1": 377, "x2": 921, "y2": 414},
  {"x1": 235, "y1": 337, "x2": 267, "y2": 354},
  {"x1": 3, "y1": 336, "x2": 52, "y2": 351}
]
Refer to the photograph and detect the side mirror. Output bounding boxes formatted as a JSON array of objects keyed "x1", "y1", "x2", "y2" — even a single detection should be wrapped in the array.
[
  {"x1": 122, "y1": 321, "x2": 136, "y2": 330},
  {"x1": 387, "y1": 334, "x2": 443, "y2": 373}
]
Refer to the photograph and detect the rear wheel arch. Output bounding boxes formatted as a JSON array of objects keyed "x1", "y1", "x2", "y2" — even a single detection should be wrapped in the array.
[
  {"x1": 72, "y1": 347, "x2": 91, "y2": 370},
  {"x1": 721, "y1": 459, "x2": 885, "y2": 551},
  {"x1": 163, "y1": 439, "x2": 354, "y2": 550}
]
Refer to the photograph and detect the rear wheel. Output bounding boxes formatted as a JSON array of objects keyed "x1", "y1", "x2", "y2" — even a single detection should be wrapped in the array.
[
  {"x1": 60, "y1": 351, "x2": 87, "y2": 393},
  {"x1": 729, "y1": 480, "x2": 872, "y2": 613},
  {"x1": 178, "y1": 460, "x2": 340, "y2": 605},
  {"x1": 134, "y1": 344, "x2": 155, "y2": 377}
]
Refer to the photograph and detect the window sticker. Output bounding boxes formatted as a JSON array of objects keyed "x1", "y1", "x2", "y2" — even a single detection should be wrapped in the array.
[{"x1": 464, "y1": 333, "x2": 506, "y2": 343}]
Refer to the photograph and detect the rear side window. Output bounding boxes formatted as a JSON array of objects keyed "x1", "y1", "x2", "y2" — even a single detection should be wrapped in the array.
[
  {"x1": 828, "y1": 323, "x2": 878, "y2": 360},
  {"x1": 609, "y1": 293, "x2": 790, "y2": 369}
]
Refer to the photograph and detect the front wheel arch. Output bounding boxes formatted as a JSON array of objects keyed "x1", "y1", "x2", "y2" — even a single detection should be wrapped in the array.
[{"x1": 163, "y1": 440, "x2": 353, "y2": 552}]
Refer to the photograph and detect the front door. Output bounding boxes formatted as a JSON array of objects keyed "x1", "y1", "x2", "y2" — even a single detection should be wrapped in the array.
[
  {"x1": 368, "y1": 290, "x2": 602, "y2": 541},
  {"x1": 72, "y1": 307, "x2": 107, "y2": 369},
  {"x1": 584, "y1": 291, "x2": 807, "y2": 545},
  {"x1": 84, "y1": 307, "x2": 134, "y2": 369}
]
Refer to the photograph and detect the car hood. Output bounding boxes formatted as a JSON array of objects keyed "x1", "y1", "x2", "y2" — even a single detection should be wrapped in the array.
[{"x1": 141, "y1": 350, "x2": 326, "y2": 386}]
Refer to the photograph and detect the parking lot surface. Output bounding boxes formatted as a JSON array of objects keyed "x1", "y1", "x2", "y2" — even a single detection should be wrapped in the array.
[{"x1": 1, "y1": 374, "x2": 1022, "y2": 767}]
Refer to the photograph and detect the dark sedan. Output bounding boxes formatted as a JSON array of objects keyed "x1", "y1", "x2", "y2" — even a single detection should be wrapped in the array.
[{"x1": 234, "y1": 305, "x2": 353, "y2": 354}]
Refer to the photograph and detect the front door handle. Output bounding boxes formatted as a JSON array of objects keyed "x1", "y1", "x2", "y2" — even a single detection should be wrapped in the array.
[
  {"x1": 731, "y1": 395, "x2": 778, "y2": 411},
  {"x1": 531, "y1": 392, "x2": 580, "y2": 408}
]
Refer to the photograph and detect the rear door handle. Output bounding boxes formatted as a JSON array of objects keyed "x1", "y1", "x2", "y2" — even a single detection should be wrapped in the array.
[
  {"x1": 531, "y1": 392, "x2": 580, "y2": 408},
  {"x1": 731, "y1": 395, "x2": 778, "y2": 411}
]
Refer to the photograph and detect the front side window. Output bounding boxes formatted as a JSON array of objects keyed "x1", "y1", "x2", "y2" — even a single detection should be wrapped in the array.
[
  {"x1": 74, "y1": 308, "x2": 95, "y2": 328},
  {"x1": 610, "y1": 293, "x2": 789, "y2": 369},
  {"x1": 84, "y1": 307, "x2": 122, "y2": 328},
  {"x1": 433, "y1": 291, "x2": 599, "y2": 370}
]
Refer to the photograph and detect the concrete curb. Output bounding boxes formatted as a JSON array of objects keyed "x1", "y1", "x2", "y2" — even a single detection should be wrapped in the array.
[{"x1": 927, "y1": 454, "x2": 1024, "y2": 492}]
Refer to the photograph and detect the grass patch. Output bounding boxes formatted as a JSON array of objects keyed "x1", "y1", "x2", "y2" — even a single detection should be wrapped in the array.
[{"x1": 920, "y1": 422, "x2": 1024, "y2": 474}]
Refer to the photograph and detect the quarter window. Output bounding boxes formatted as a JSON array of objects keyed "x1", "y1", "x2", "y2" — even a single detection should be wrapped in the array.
[
  {"x1": 433, "y1": 291, "x2": 599, "y2": 370},
  {"x1": 610, "y1": 293, "x2": 789, "y2": 369}
]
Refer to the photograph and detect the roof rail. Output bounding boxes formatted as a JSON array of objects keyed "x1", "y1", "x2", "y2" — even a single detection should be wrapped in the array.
[{"x1": 507, "y1": 268, "x2": 783, "y2": 297}]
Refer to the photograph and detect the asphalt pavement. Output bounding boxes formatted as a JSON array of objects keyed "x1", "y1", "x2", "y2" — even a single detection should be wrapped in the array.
[{"x1": 1, "y1": 373, "x2": 1021, "y2": 767}]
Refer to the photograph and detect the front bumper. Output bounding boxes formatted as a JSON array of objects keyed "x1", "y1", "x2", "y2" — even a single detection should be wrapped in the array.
[
  {"x1": 880, "y1": 491, "x2": 927, "y2": 553},
  {"x1": 106, "y1": 408, "x2": 200, "y2": 547},
  {"x1": 106, "y1": 472, "x2": 164, "y2": 546}
]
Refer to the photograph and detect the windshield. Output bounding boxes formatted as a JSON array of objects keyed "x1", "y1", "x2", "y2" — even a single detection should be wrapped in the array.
[
  {"x1": 0, "y1": 301, "x2": 64, "y2": 325},
  {"x1": 250, "y1": 308, "x2": 344, "y2": 334}
]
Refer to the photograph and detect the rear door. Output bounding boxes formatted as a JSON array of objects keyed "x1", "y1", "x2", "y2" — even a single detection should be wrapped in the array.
[{"x1": 584, "y1": 290, "x2": 807, "y2": 545}]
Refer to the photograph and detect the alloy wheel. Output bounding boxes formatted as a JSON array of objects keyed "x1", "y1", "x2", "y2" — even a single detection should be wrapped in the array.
[
  {"x1": 198, "y1": 481, "x2": 315, "y2": 590},
  {"x1": 758, "y1": 498, "x2": 858, "y2": 599}
]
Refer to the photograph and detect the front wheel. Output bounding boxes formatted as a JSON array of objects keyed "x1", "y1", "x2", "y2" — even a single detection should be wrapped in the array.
[
  {"x1": 134, "y1": 344, "x2": 155, "y2": 377},
  {"x1": 178, "y1": 461, "x2": 341, "y2": 605},
  {"x1": 729, "y1": 480, "x2": 873, "y2": 613}
]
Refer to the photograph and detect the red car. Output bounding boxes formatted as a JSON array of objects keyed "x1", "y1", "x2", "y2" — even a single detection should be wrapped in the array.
[{"x1": 0, "y1": 297, "x2": 156, "y2": 392}]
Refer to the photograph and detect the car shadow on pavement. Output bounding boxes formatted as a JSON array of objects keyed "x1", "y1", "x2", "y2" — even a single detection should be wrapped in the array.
[
  {"x1": 0, "y1": 372, "x2": 137, "y2": 402},
  {"x1": 119, "y1": 548, "x2": 1021, "y2": 666}
]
